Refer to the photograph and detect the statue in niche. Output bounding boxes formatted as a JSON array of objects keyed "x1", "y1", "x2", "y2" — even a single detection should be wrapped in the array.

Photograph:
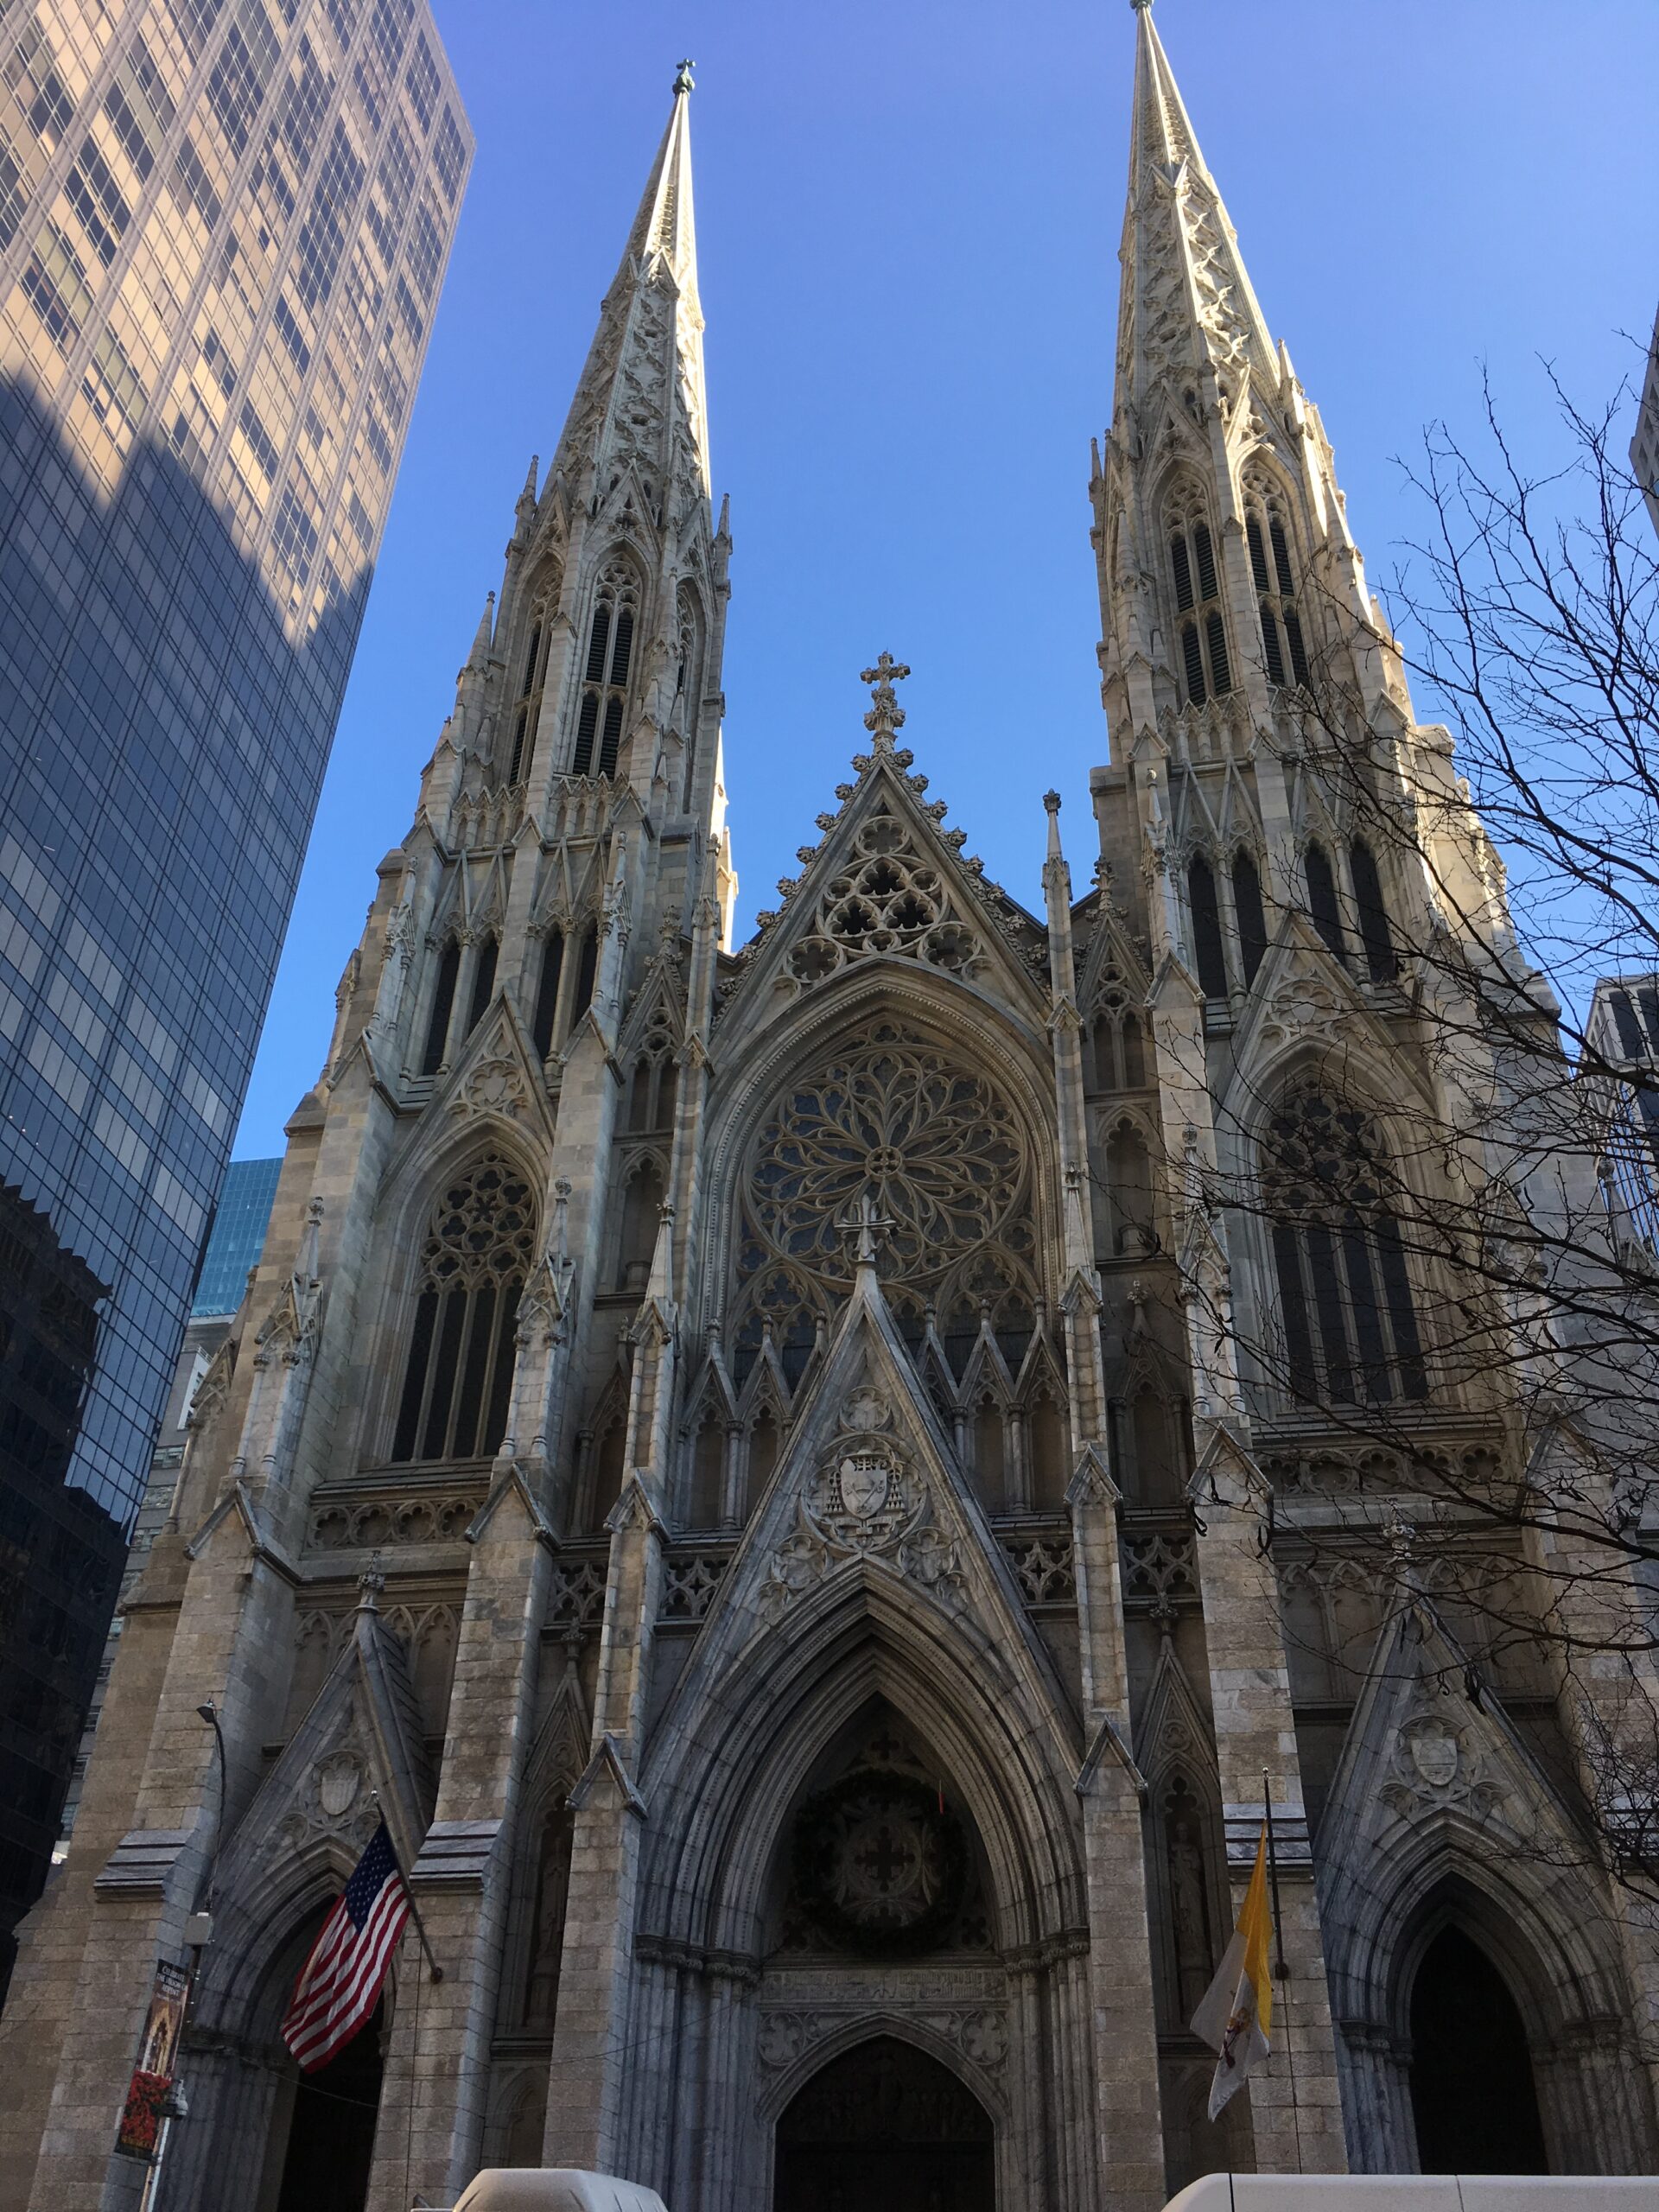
[
  {"x1": 1165, "y1": 1777, "x2": 1214, "y2": 2017},
  {"x1": 523, "y1": 1807, "x2": 575, "y2": 2030}
]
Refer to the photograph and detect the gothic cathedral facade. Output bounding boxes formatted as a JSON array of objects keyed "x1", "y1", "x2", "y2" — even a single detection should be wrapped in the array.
[{"x1": 6, "y1": 13, "x2": 1658, "y2": 2212}]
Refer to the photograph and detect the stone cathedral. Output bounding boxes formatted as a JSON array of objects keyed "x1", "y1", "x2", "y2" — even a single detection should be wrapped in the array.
[{"x1": 7, "y1": 12, "x2": 1659, "y2": 2212}]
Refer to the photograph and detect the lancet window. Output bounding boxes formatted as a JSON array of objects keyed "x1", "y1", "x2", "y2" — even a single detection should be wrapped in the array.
[
  {"x1": 1231, "y1": 849, "x2": 1269, "y2": 984},
  {"x1": 1262, "y1": 1088, "x2": 1427, "y2": 1407},
  {"x1": 420, "y1": 937, "x2": 461, "y2": 1076},
  {"x1": 390, "y1": 1153, "x2": 536, "y2": 1464},
  {"x1": 675, "y1": 585, "x2": 703, "y2": 804},
  {"x1": 1305, "y1": 842, "x2": 1345, "y2": 961},
  {"x1": 1351, "y1": 840, "x2": 1397, "y2": 982},
  {"x1": 1245, "y1": 482, "x2": 1310, "y2": 690},
  {"x1": 1185, "y1": 849, "x2": 1271, "y2": 999},
  {"x1": 507, "y1": 581, "x2": 556, "y2": 785},
  {"x1": 465, "y1": 934, "x2": 499, "y2": 1035},
  {"x1": 626, "y1": 1004, "x2": 679, "y2": 1134},
  {"x1": 1166, "y1": 488, "x2": 1231, "y2": 707},
  {"x1": 614, "y1": 1154, "x2": 665, "y2": 1294},
  {"x1": 570, "y1": 561, "x2": 638, "y2": 779},
  {"x1": 531, "y1": 928, "x2": 564, "y2": 1058},
  {"x1": 570, "y1": 925, "x2": 599, "y2": 1026},
  {"x1": 1090, "y1": 969, "x2": 1147, "y2": 1090},
  {"x1": 1186, "y1": 855, "x2": 1229, "y2": 999}
]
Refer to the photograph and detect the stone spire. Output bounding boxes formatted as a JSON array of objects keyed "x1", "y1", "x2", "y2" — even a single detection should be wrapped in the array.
[
  {"x1": 1093, "y1": 1, "x2": 1396, "y2": 758},
  {"x1": 1116, "y1": 0, "x2": 1277, "y2": 416},
  {"x1": 543, "y1": 62, "x2": 709, "y2": 507}
]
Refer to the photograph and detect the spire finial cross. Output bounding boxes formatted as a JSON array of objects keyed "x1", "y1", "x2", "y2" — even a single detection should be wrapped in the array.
[
  {"x1": 674, "y1": 57, "x2": 696, "y2": 93},
  {"x1": 859, "y1": 652, "x2": 911, "y2": 747},
  {"x1": 838, "y1": 1187, "x2": 896, "y2": 1273}
]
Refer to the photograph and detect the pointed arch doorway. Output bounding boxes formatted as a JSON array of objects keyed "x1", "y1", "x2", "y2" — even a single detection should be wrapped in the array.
[
  {"x1": 272, "y1": 1998, "x2": 386, "y2": 2212},
  {"x1": 773, "y1": 2035, "x2": 995, "y2": 2211},
  {"x1": 1408, "y1": 1928, "x2": 1548, "y2": 2174}
]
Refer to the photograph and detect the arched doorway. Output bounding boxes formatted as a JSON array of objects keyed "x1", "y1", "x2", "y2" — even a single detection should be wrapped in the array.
[
  {"x1": 774, "y1": 2035, "x2": 995, "y2": 2211},
  {"x1": 1409, "y1": 1927, "x2": 1548, "y2": 2173},
  {"x1": 273, "y1": 1998, "x2": 386, "y2": 2212}
]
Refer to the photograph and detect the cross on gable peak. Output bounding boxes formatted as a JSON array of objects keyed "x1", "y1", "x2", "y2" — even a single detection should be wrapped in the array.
[
  {"x1": 861, "y1": 652, "x2": 910, "y2": 690},
  {"x1": 859, "y1": 652, "x2": 911, "y2": 748},
  {"x1": 837, "y1": 1186, "x2": 896, "y2": 1273}
]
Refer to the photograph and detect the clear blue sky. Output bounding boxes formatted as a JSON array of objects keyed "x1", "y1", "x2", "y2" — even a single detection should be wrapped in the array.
[{"x1": 233, "y1": 0, "x2": 1659, "y2": 1156}]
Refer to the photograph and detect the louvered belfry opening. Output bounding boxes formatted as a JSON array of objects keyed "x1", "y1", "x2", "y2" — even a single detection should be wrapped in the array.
[
  {"x1": 571, "y1": 560, "x2": 639, "y2": 777},
  {"x1": 1166, "y1": 488, "x2": 1232, "y2": 706}
]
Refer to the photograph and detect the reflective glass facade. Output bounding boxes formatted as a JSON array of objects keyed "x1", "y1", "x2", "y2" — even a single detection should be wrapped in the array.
[
  {"x1": 0, "y1": 0, "x2": 471, "y2": 1969},
  {"x1": 191, "y1": 1152, "x2": 278, "y2": 1314}
]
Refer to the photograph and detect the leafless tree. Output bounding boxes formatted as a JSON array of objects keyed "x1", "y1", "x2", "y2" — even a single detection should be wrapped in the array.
[{"x1": 1154, "y1": 365, "x2": 1659, "y2": 1897}]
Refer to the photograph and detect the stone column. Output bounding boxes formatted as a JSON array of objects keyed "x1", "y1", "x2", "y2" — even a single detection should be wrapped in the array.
[
  {"x1": 1071, "y1": 1437, "x2": 1168, "y2": 2212},
  {"x1": 366, "y1": 1471, "x2": 556, "y2": 2212},
  {"x1": 1189, "y1": 1426, "x2": 1345, "y2": 2172},
  {"x1": 542, "y1": 1476, "x2": 664, "y2": 2173}
]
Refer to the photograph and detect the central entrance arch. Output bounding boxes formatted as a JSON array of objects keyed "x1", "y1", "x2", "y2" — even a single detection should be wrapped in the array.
[{"x1": 774, "y1": 2034, "x2": 995, "y2": 2211}]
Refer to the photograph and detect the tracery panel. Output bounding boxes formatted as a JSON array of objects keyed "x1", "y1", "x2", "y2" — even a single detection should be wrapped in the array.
[
  {"x1": 1262, "y1": 1088, "x2": 1427, "y2": 1407},
  {"x1": 391, "y1": 1152, "x2": 536, "y2": 1464},
  {"x1": 728, "y1": 1023, "x2": 1039, "y2": 1386}
]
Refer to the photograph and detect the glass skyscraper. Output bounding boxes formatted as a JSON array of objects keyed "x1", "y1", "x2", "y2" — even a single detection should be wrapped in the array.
[{"x1": 0, "y1": 0, "x2": 471, "y2": 1974}]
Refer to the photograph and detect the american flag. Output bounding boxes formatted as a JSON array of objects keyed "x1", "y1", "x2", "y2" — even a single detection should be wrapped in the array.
[{"x1": 282, "y1": 1821, "x2": 410, "y2": 2072}]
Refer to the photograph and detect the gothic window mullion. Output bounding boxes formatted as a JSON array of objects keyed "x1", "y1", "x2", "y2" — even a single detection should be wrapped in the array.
[
  {"x1": 1304, "y1": 1222, "x2": 1355, "y2": 1402},
  {"x1": 531, "y1": 928, "x2": 564, "y2": 1059},
  {"x1": 1265, "y1": 1088, "x2": 1431, "y2": 1410},
  {"x1": 390, "y1": 1156, "x2": 536, "y2": 1465},
  {"x1": 1339, "y1": 1214, "x2": 1392, "y2": 1402},
  {"x1": 421, "y1": 938, "x2": 461, "y2": 1077},
  {"x1": 420, "y1": 1286, "x2": 470, "y2": 1459}
]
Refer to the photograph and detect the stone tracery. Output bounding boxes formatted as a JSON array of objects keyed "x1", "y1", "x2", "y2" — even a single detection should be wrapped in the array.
[
  {"x1": 729, "y1": 1025, "x2": 1037, "y2": 1379},
  {"x1": 785, "y1": 810, "x2": 982, "y2": 984}
]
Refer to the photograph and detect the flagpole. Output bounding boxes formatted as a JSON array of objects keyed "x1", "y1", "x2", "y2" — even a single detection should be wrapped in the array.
[
  {"x1": 1262, "y1": 1769, "x2": 1305, "y2": 2168},
  {"x1": 1262, "y1": 1769, "x2": 1287, "y2": 1981},
  {"x1": 372, "y1": 1794, "x2": 443, "y2": 1981}
]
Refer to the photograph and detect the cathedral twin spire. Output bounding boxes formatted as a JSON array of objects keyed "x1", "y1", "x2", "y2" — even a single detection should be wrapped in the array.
[
  {"x1": 543, "y1": 59, "x2": 709, "y2": 518},
  {"x1": 472, "y1": 17, "x2": 1385, "y2": 825},
  {"x1": 1117, "y1": 0, "x2": 1280, "y2": 409}
]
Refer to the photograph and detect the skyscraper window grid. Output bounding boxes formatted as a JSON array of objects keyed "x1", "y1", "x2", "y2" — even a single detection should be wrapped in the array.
[{"x1": 0, "y1": 0, "x2": 471, "y2": 1976}]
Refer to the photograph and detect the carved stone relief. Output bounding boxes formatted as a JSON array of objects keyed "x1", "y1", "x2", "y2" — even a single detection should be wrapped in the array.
[
  {"x1": 757, "y1": 2003, "x2": 1009, "y2": 2081},
  {"x1": 1380, "y1": 1699, "x2": 1504, "y2": 1821},
  {"x1": 760, "y1": 1389, "x2": 963, "y2": 1624}
]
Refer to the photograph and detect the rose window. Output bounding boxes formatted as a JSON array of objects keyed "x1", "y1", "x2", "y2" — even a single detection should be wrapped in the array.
[
  {"x1": 787, "y1": 811, "x2": 982, "y2": 982},
  {"x1": 729, "y1": 1025, "x2": 1036, "y2": 1382}
]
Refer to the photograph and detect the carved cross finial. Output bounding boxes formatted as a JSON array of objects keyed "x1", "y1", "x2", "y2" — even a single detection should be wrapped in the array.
[
  {"x1": 674, "y1": 57, "x2": 696, "y2": 93},
  {"x1": 837, "y1": 1187, "x2": 896, "y2": 1273},
  {"x1": 357, "y1": 1554, "x2": 386, "y2": 1608},
  {"x1": 859, "y1": 652, "x2": 911, "y2": 747}
]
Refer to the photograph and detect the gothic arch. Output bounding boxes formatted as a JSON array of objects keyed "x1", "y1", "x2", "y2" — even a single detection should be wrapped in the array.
[
  {"x1": 160, "y1": 1852, "x2": 404, "y2": 2211},
  {"x1": 757, "y1": 2009, "x2": 1009, "y2": 2127},
  {"x1": 1219, "y1": 1061, "x2": 1452, "y2": 1414},
  {"x1": 608, "y1": 1144, "x2": 669, "y2": 1295},
  {"x1": 499, "y1": 1665, "x2": 589, "y2": 2035},
  {"x1": 1327, "y1": 1842, "x2": 1657, "y2": 2171},
  {"x1": 636, "y1": 1565, "x2": 1087, "y2": 1965},
  {"x1": 347, "y1": 1126, "x2": 545, "y2": 1475}
]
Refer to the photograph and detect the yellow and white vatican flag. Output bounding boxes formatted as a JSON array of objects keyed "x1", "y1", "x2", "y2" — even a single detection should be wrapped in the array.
[{"x1": 1191, "y1": 1822, "x2": 1274, "y2": 2120}]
